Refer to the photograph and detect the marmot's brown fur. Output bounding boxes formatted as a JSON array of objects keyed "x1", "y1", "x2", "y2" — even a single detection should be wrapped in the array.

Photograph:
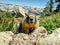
[{"x1": 18, "y1": 14, "x2": 39, "y2": 34}]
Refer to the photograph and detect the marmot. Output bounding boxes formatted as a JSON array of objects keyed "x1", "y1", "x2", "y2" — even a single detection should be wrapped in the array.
[{"x1": 18, "y1": 14, "x2": 39, "y2": 34}]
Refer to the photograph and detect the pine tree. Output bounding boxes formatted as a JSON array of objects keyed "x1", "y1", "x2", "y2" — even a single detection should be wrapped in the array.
[{"x1": 49, "y1": 0, "x2": 54, "y2": 12}]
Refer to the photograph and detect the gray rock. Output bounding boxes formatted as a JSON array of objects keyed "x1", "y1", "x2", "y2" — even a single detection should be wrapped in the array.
[
  {"x1": 10, "y1": 27, "x2": 47, "y2": 45},
  {"x1": 36, "y1": 28, "x2": 60, "y2": 45},
  {"x1": 0, "y1": 27, "x2": 60, "y2": 45},
  {"x1": 0, "y1": 31, "x2": 14, "y2": 45}
]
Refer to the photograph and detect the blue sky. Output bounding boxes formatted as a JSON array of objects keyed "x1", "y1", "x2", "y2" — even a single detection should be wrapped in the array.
[{"x1": 0, "y1": 0, "x2": 57, "y2": 8}]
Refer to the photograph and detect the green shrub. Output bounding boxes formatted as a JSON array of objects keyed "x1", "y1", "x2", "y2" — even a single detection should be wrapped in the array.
[
  {"x1": 5, "y1": 12, "x2": 13, "y2": 18},
  {"x1": 39, "y1": 13, "x2": 60, "y2": 34},
  {"x1": 40, "y1": 20, "x2": 56, "y2": 34},
  {"x1": 0, "y1": 16, "x2": 14, "y2": 32}
]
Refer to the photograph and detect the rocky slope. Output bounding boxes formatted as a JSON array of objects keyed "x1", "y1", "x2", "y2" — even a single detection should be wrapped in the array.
[{"x1": 0, "y1": 27, "x2": 60, "y2": 45}]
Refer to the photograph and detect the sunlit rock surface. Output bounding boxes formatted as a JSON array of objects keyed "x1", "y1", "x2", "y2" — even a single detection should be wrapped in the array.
[{"x1": 0, "y1": 27, "x2": 60, "y2": 45}]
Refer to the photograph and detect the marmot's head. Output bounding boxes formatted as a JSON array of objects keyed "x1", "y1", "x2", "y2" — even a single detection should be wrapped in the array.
[{"x1": 26, "y1": 14, "x2": 37, "y2": 24}]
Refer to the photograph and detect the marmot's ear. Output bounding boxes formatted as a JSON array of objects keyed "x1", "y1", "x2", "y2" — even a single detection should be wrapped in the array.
[{"x1": 25, "y1": 13, "x2": 28, "y2": 16}]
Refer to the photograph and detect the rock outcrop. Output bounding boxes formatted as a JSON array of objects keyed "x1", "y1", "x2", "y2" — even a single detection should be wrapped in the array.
[
  {"x1": 10, "y1": 27, "x2": 47, "y2": 45},
  {"x1": 0, "y1": 31, "x2": 14, "y2": 45},
  {"x1": 36, "y1": 28, "x2": 60, "y2": 45},
  {"x1": 0, "y1": 27, "x2": 60, "y2": 45}
]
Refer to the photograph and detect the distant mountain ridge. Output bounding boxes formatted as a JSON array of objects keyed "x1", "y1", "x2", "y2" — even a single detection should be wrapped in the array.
[{"x1": 0, "y1": 3, "x2": 44, "y2": 15}]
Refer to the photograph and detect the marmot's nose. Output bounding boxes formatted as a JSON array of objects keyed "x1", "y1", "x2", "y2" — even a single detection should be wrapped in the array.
[
  {"x1": 30, "y1": 19, "x2": 33, "y2": 23},
  {"x1": 30, "y1": 19, "x2": 33, "y2": 21}
]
